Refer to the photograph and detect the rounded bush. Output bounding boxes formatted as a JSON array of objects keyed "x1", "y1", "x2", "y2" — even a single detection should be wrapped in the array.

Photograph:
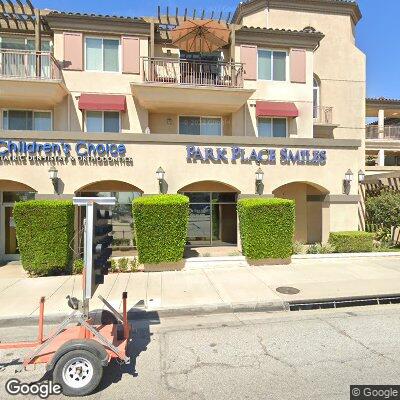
[
  {"x1": 237, "y1": 198, "x2": 295, "y2": 260},
  {"x1": 328, "y1": 231, "x2": 374, "y2": 253},
  {"x1": 13, "y1": 200, "x2": 75, "y2": 276},
  {"x1": 132, "y1": 194, "x2": 189, "y2": 264}
]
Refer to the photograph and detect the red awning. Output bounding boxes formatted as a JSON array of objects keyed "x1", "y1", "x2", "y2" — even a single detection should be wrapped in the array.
[
  {"x1": 256, "y1": 101, "x2": 299, "y2": 118},
  {"x1": 78, "y1": 94, "x2": 127, "y2": 112}
]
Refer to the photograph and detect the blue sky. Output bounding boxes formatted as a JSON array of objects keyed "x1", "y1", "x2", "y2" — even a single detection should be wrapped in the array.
[{"x1": 33, "y1": 0, "x2": 399, "y2": 99}]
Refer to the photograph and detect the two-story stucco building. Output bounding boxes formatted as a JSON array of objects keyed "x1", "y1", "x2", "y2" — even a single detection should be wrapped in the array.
[{"x1": 0, "y1": 0, "x2": 365, "y2": 261}]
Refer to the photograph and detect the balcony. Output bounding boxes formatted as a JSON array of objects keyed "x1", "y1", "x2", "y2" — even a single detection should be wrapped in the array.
[
  {"x1": 131, "y1": 57, "x2": 254, "y2": 115},
  {"x1": 366, "y1": 126, "x2": 400, "y2": 140},
  {"x1": 0, "y1": 49, "x2": 67, "y2": 108},
  {"x1": 142, "y1": 57, "x2": 244, "y2": 88},
  {"x1": 313, "y1": 106, "x2": 333, "y2": 124}
]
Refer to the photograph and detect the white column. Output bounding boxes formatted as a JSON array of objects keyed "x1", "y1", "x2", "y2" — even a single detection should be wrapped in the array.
[
  {"x1": 378, "y1": 109, "x2": 385, "y2": 139},
  {"x1": 378, "y1": 149, "x2": 385, "y2": 166}
]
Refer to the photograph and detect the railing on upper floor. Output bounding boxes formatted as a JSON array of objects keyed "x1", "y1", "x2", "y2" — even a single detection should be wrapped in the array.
[
  {"x1": 313, "y1": 106, "x2": 333, "y2": 124},
  {"x1": 0, "y1": 49, "x2": 62, "y2": 81},
  {"x1": 366, "y1": 125, "x2": 400, "y2": 140},
  {"x1": 142, "y1": 57, "x2": 244, "y2": 88}
]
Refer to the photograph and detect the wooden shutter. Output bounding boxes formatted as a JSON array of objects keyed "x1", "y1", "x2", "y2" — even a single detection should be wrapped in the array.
[
  {"x1": 63, "y1": 32, "x2": 83, "y2": 71},
  {"x1": 122, "y1": 36, "x2": 140, "y2": 74},
  {"x1": 240, "y1": 45, "x2": 257, "y2": 80},
  {"x1": 290, "y1": 49, "x2": 306, "y2": 83}
]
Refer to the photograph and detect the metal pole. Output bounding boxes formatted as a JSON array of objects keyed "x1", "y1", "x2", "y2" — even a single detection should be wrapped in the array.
[{"x1": 37, "y1": 297, "x2": 45, "y2": 343}]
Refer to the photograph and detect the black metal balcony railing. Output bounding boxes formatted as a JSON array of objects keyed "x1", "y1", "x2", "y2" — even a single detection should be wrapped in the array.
[
  {"x1": 366, "y1": 126, "x2": 400, "y2": 140},
  {"x1": 0, "y1": 49, "x2": 62, "y2": 81},
  {"x1": 313, "y1": 106, "x2": 333, "y2": 124},
  {"x1": 142, "y1": 57, "x2": 244, "y2": 88}
]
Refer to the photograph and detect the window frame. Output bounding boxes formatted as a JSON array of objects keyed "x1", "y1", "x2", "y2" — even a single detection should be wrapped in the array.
[
  {"x1": 257, "y1": 48, "x2": 288, "y2": 82},
  {"x1": 178, "y1": 115, "x2": 223, "y2": 136},
  {"x1": 0, "y1": 36, "x2": 53, "y2": 52},
  {"x1": 2, "y1": 109, "x2": 53, "y2": 131},
  {"x1": 84, "y1": 110, "x2": 121, "y2": 133},
  {"x1": 84, "y1": 36, "x2": 121, "y2": 73},
  {"x1": 257, "y1": 117, "x2": 288, "y2": 138},
  {"x1": 313, "y1": 76, "x2": 320, "y2": 119}
]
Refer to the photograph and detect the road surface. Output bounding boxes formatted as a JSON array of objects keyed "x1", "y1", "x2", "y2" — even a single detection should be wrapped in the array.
[{"x1": 0, "y1": 304, "x2": 399, "y2": 399}]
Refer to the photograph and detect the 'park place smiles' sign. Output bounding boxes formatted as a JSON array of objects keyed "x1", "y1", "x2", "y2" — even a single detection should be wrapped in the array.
[{"x1": 186, "y1": 145, "x2": 327, "y2": 165}]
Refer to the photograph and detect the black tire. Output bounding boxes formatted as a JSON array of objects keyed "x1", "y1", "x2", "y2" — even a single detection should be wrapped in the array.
[{"x1": 53, "y1": 349, "x2": 103, "y2": 397}]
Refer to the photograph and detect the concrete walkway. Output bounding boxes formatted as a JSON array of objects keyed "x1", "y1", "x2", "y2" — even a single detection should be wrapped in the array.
[{"x1": 0, "y1": 256, "x2": 400, "y2": 323}]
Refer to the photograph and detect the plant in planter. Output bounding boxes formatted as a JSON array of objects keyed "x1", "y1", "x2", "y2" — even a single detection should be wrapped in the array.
[{"x1": 237, "y1": 198, "x2": 295, "y2": 261}]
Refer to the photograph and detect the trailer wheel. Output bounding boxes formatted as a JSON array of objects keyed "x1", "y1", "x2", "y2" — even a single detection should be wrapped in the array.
[{"x1": 53, "y1": 349, "x2": 103, "y2": 397}]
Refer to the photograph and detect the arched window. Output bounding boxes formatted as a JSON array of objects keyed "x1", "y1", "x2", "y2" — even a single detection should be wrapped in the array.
[{"x1": 313, "y1": 76, "x2": 320, "y2": 119}]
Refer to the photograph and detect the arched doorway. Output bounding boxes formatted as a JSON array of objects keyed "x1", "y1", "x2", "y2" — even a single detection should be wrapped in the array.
[
  {"x1": 0, "y1": 180, "x2": 36, "y2": 261},
  {"x1": 76, "y1": 180, "x2": 143, "y2": 256},
  {"x1": 178, "y1": 181, "x2": 240, "y2": 246},
  {"x1": 273, "y1": 182, "x2": 329, "y2": 244}
]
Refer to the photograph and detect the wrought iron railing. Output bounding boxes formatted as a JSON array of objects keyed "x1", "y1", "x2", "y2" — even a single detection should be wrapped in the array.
[
  {"x1": 313, "y1": 106, "x2": 333, "y2": 124},
  {"x1": 0, "y1": 49, "x2": 62, "y2": 80},
  {"x1": 142, "y1": 57, "x2": 244, "y2": 88},
  {"x1": 366, "y1": 125, "x2": 400, "y2": 140}
]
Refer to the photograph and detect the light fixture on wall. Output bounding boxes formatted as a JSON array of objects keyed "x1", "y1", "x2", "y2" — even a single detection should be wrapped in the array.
[
  {"x1": 48, "y1": 165, "x2": 60, "y2": 195},
  {"x1": 156, "y1": 166, "x2": 166, "y2": 194},
  {"x1": 255, "y1": 167, "x2": 264, "y2": 195},
  {"x1": 166, "y1": 118, "x2": 173, "y2": 125},
  {"x1": 358, "y1": 169, "x2": 365, "y2": 184},
  {"x1": 343, "y1": 169, "x2": 353, "y2": 195}
]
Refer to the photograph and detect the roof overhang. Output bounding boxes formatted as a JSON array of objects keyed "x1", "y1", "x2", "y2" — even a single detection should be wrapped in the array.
[
  {"x1": 366, "y1": 98, "x2": 400, "y2": 118},
  {"x1": 44, "y1": 12, "x2": 150, "y2": 36},
  {"x1": 236, "y1": 26, "x2": 324, "y2": 50},
  {"x1": 233, "y1": 0, "x2": 362, "y2": 26},
  {"x1": 131, "y1": 83, "x2": 255, "y2": 114}
]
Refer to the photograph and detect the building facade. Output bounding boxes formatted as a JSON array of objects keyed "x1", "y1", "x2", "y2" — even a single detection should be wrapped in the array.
[{"x1": 0, "y1": 0, "x2": 365, "y2": 261}]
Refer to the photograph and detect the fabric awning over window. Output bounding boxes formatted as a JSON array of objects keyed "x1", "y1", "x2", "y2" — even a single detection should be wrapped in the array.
[
  {"x1": 256, "y1": 101, "x2": 299, "y2": 118},
  {"x1": 78, "y1": 94, "x2": 127, "y2": 112}
]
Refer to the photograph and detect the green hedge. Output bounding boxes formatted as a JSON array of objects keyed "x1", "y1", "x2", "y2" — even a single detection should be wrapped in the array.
[
  {"x1": 13, "y1": 200, "x2": 75, "y2": 276},
  {"x1": 132, "y1": 194, "x2": 189, "y2": 264},
  {"x1": 328, "y1": 231, "x2": 374, "y2": 253},
  {"x1": 237, "y1": 198, "x2": 295, "y2": 260}
]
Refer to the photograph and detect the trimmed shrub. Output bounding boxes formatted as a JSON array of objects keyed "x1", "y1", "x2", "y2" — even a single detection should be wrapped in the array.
[
  {"x1": 13, "y1": 200, "x2": 75, "y2": 276},
  {"x1": 237, "y1": 198, "x2": 295, "y2": 260},
  {"x1": 328, "y1": 231, "x2": 374, "y2": 253},
  {"x1": 307, "y1": 243, "x2": 335, "y2": 255},
  {"x1": 132, "y1": 194, "x2": 189, "y2": 264}
]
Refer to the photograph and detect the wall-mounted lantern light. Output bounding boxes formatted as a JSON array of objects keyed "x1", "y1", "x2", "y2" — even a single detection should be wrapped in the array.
[
  {"x1": 255, "y1": 167, "x2": 264, "y2": 195},
  {"x1": 343, "y1": 169, "x2": 353, "y2": 195},
  {"x1": 358, "y1": 169, "x2": 365, "y2": 184},
  {"x1": 48, "y1": 166, "x2": 59, "y2": 194},
  {"x1": 156, "y1": 166, "x2": 166, "y2": 194}
]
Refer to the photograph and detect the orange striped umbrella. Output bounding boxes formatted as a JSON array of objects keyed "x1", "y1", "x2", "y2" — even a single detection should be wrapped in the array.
[{"x1": 170, "y1": 19, "x2": 230, "y2": 53}]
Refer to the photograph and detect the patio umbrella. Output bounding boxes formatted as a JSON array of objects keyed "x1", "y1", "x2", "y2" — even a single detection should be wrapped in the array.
[{"x1": 170, "y1": 19, "x2": 230, "y2": 53}]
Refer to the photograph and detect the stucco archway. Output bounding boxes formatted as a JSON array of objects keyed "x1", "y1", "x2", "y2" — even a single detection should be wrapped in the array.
[
  {"x1": 273, "y1": 181, "x2": 330, "y2": 244},
  {"x1": 75, "y1": 180, "x2": 143, "y2": 194},
  {"x1": 178, "y1": 180, "x2": 239, "y2": 247},
  {"x1": 0, "y1": 179, "x2": 37, "y2": 193}
]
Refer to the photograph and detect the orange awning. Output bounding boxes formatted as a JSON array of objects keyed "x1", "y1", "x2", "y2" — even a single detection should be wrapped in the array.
[
  {"x1": 256, "y1": 101, "x2": 299, "y2": 118},
  {"x1": 78, "y1": 94, "x2": 126, "y2": 112}
]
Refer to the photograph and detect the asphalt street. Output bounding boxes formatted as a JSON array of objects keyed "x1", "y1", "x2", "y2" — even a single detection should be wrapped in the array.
[{"x1": 0, "y1": 304, "x2": 399, "y2": 399}]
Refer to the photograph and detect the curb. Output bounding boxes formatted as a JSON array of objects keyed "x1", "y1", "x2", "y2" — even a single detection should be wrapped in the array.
[
  {"x1": 293, "y1": 252, "x2": 400, "y2": 259},
  {"x1": 0, "y1": 300, "x2": 289, "y2": 328}
]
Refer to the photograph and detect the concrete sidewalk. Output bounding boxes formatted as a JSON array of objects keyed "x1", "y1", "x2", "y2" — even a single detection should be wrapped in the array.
[{"x1": 1, "y1": 255, "x2": 400, "y2": 324}]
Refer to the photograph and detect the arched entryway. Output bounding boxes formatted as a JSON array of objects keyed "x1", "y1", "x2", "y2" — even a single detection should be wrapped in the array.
[
  {"x1": 178, "y1": 181, "x2": 240, "y2": 246},
  {"x1": 273, "y1": 181, "x2": 329, "y2": 244},
  {"x1": 0, "y1": 180, "x2": 37, "y2": 261},
  {"x1": 75, "y1": 180, "x2": 143, "y2": 256}
]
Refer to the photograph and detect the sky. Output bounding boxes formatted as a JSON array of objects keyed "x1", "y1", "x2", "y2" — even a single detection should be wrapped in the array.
[{"x1": 32, "y1": 0, "x2": 399, "y2": 100}]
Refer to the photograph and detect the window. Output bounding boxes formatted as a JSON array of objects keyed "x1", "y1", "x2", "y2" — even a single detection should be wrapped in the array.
[
  {"x1": 179, "y1": 116, "x2": 222, "y2": 136},
  {"x1": 313, "y1": 76, "x2": 320, "y2": 118},
  {"x1": 257, "y1": 117, "x2": 287, "y2": 138},
  {"x1": 86, "y1": 111, "x2": 120, "y2": 133},
  {"x1": 3, "y1": 110, "x2": 52, "y2": 131},
  {"x1": 258, "y1": 50, "x2": 286, "y2": 81},
  {"x1": 0, "y1": 36, "x2": 51, "y2": 51},
  {"x1": 85, "y1": 38, "x2": 119, "y2": 72}
]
